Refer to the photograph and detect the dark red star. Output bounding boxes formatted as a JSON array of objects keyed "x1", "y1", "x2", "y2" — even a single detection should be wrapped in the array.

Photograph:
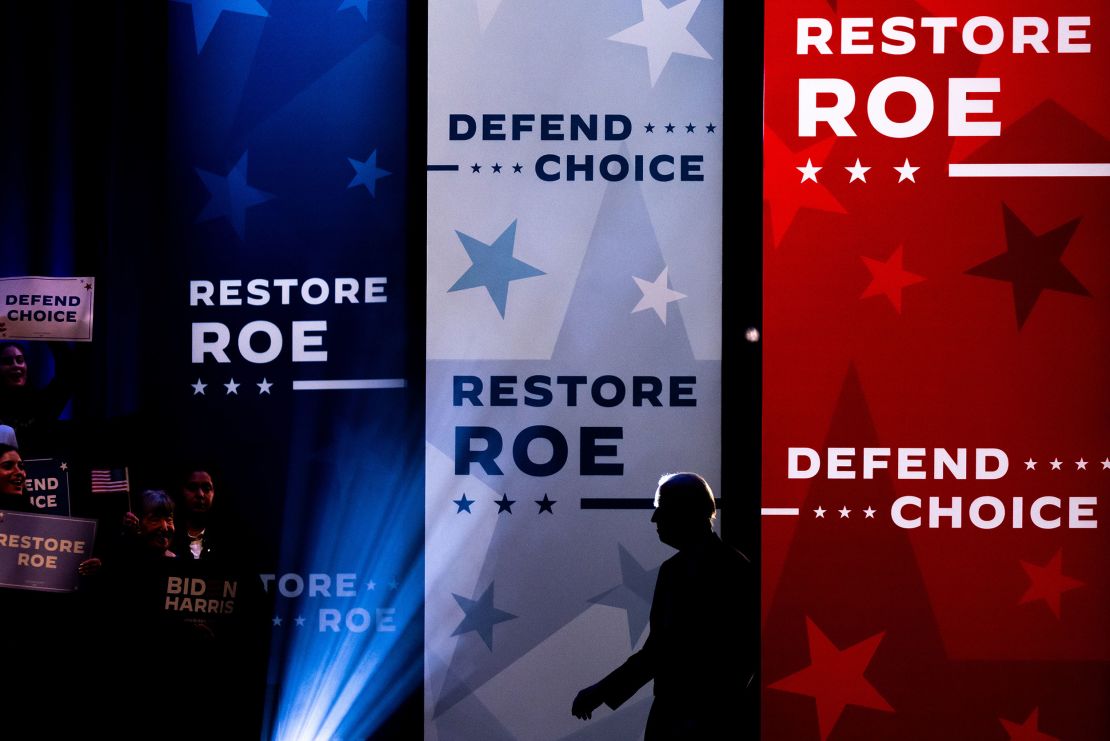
[
  {"x1": 966, "y1": 205, "x2": 1088, "y2": 329},
  {"x1": 1018, "y1": 549, "x2": 1083, "y2": 618},
  {"x1": 999, "y1": 708, "x2": 1060, "y2": 741},
  {"x1": 768, "y1": 617, "x2": 893, "y2": 740},
  {"x1": 860, "y1": 245, "x2": 925, "y2": 314}
]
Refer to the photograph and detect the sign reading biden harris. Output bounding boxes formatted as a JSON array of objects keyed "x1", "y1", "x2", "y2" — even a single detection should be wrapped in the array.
[
  {"x1": 426, "y1": 2, "x2": 723, "y2": 739},
  {"x1": 0, "y1": 276, "x2": 95, "y2": 341}
]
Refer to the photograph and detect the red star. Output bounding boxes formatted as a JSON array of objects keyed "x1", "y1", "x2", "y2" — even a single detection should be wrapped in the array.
[
  {"x1": 1018, "y1": 549, "x2": 1083, "y2": 618},
  {"x1": 1000, "y1": 708, "x2": 1059, "y2": 741},
  {"x1": 966, "y1": 205, "x2": 1088, "y2": 329},
  {"x1": 768, "y1": 617, "x2": 893, "y2": 740},
  {"x1": 764, "y1": 128, "x2": 845, "y2": 248},
  {"x1": 860, "y1": 245, "x2": 925, "y2": 313}
]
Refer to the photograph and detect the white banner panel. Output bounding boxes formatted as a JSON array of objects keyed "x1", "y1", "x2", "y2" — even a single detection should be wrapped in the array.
[{"x1": 427, "y1": 2, "x2": 723, "y2": 738}]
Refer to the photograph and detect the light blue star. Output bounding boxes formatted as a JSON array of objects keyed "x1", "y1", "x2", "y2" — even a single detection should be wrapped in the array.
[
  {"x1": 337, "y1": 0, "x2": 370, "y2": 21},
  {"x1": 347, "y1": 150, "x2": 391, "y2": 197},
  {"x1": 195, "y1": 152, "x2": 274, "y2": 240},
  {"x1": 451, "y1": 583, "x2": 517, "y2": 651},
  {"x1": 449, "y1": 220, "x2": 544, "y2": 318},
  {"x1": 173, "y1": 0, "x2": 269, "y2": 54},
  {"x1": 587, "y1": 545, "x2": 659, "y2": 648}
]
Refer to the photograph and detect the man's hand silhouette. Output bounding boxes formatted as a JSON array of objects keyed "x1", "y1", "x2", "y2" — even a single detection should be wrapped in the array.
[{"x1": 572, "y1": 683, "x2": 604, "y2": 720}]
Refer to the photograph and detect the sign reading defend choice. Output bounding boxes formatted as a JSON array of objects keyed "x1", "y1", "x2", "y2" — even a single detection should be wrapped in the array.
[{"x1": 0, "y1": 276, "x2": 95, "y2": 341}]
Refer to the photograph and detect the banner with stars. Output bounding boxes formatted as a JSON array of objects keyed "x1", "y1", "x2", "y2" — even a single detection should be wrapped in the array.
[
  {"x1": 159, "y1": 2, "x2": 421, "y2": 738},
  {"x1": 426, "y1": 1, "x2": 724, "y2": 738},
  {"x1": 763, "y1": 2, "x2": 1109, "y2": 740}
]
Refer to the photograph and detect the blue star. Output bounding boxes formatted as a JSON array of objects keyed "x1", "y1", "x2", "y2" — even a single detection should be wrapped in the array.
[
  {"x1": 588, "y1": 545, "x2": 660, "y2": 648},
  {"x1": 494, "y1": 493, "x2": 515, "y2": 514},
  {"x1": 453, "y1": 494, "x2": 474, "y2": 513},
  {"x1": 347, "y1": 149, "x2": 391, "y2": 197},
  {"x1": 449, "y1": 220, "x2": 544, "y2": 318},
  {"x1": 337, "y1": 0, "x2": 370, "y2": 21},
  {"x1": 644, "y1": 122, "x2": 655, "y2": 133},
  {"x1": 685, "y1": 122, "x2": 696, "y2": 133},
  {"x1": 491, "y1": 162, "x2": 502, "y2": 173},
  {"x1": 706, "y1": 122, "x2": 716, "y2": 133},
  {"x1": 451, "y1": 583, "x2": 517, "y2": 651},
  {"x1": 535, "y1": 494, "x2": 556, "y2": 514},
  {"x1": 173, "y1": 0, "x2": 269, "y2": 54},
  {"x1": 195, "y1": 152, "x2": 274, "y2": 240},
  {"x1": 471, "y1": 163, "x2": 482, "y2": 173},
  {"x1": 664, "y1": 122, "x2": 675, "y2": 133},
  {"x1": 512, "y1": 163, "x2": 523, "y2": 173}
]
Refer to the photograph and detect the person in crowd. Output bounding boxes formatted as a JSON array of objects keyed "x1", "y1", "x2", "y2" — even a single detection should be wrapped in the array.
[
  {"x1": 171, "y1": 468, "x2": 220, "y2": 561},
  {"x1": 0, "y1": 443, "x2": 29, "y2": 511},
  {"x1": 133, "y1": 489, "x2": 177, "y2": 560},
  {"x1": 0, "y1": 341, "x2": 75, "y2": 448},
  {"x1": 572, "y1": 472, "x2": 754, "y2": 739},
  {"x1": 0, "y1": 424, "x2": 17, "y2": 448}
]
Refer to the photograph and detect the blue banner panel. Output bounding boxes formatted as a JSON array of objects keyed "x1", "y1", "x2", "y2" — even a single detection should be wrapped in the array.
[{"x1": 161, "y1": 3, "x2": 421, "y2": 738}]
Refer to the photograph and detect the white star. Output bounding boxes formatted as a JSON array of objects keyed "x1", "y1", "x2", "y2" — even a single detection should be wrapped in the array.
[
  {"x1": 59, "y1": 462, "x2": 68, "y2": 471},
  {"x1": 1050, "y1": 458, "x2": 1062, "y2": 470},
  {"x1": 1102, "y1": 458, "x2": 1110, "y2": 470},
  {"x1": 192, "y1": 379, "x2": 207, "y2": 395},
  {"x1": 224, "y1": 379, "x2": 240, "y2": 395},
  {"x1": 1024, "y1": 459, "x2": 1037, "y2": 470},
  {"x1": 894, "y1": 158, "x2": 919, "y2": 183},
  {"x1": 294, "y1": 616, "x2": 306, "y2": 627},
  {"x1": 845, "y1": 159, "x2": 870, "y2": 183},
  {"x1": 257, "y1": 378, "x2": 272, "y2": 395},
  {"x1": 632, "y1": 267, "x2": 687, "y2": 324},
  {"x1": 366, "y1": 580, "x2": 376, "y2": 591},
  {"x1": 863, "y1": 506, "x2": 876, "y2": 518},
  {"x1": 608, "y1": 0, "x2": 712, "y2": 86},
  {"x1": 813, "y1": 506, "x2": 826, "y2": 518},
  {"x1": 272, "y1": 616, "x2": 282, "y2": 626},
  {"x1": 1075, "y1": 459, "x2": 1087, "y2": 470},
  {"x1": 838, "y1": 506, "x2": 851, "y2": 518},
  {"x1": 797, "y1": 158, "x2": 822, "y2": 183}
]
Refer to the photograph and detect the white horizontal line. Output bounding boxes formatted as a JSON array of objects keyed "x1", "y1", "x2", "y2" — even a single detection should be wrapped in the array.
[
  {"x1": 949, "y1": 163, "x2": 1110, "y2": 178},
  {"x1": 761, "y1": 508, "x2": 800, "y2": 516},
  {"x1": 292, "y1": 379, "x2": 407, "y2": 391}
]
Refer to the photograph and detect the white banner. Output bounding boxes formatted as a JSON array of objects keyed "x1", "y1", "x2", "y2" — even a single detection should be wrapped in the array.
[{"x1": 426, "y1": 2, "x2": 723, "y2": 738}]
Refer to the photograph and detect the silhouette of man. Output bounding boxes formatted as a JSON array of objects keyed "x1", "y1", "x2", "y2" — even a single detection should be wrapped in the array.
[{"x1": 572, "y1": 472, "x2": 753, "y2": 739}]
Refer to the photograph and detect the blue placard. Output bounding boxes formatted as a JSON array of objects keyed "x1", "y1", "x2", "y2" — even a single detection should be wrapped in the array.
[
  {"x1": 22, "y1": 458, "x2": 71, "y2": 516},
  {"x1": 0, "y1": 511, "x2": 96, "y2": 592}
]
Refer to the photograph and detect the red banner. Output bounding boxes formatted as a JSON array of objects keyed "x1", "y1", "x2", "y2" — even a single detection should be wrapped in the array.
[{"x1": 763, "y1": 1, "x2": 1108, "y2": 738}]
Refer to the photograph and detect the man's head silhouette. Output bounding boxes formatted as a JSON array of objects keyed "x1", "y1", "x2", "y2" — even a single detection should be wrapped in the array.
[{"x1": 650, "y1": 472, "x2": 715, "y2": 549}]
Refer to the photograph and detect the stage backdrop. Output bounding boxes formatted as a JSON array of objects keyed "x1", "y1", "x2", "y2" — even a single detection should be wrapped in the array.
[
  {"x1": 763, "y1": 2, "x2": 1109, "y2": 740},
  {"x1": 425, "y1": 1, "x2": 724, "y2": 738}
]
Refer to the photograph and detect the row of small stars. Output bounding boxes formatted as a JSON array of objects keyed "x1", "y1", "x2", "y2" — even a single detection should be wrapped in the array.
[
  {"x1": 643, "y1": 122, "x2": 716, "y2": 133},
  {"x1": 1024, "y1": 458, "x2": 1110, "y2": 471},
  {"x1": 471, "y1": 162, "x2": 525, "y2": 173},
  {"x1": 814, "y1": 506, "x2": 877, "y2": 519},
  {"x1": 798, "y1": 158, "x2": 920, "y2": 184},
  {"x1": 453, "y1": 493, "x2": 556, "y2": 514},
  {"x1": 191, "y1": 378, "x2": 272, "y2": 395}
]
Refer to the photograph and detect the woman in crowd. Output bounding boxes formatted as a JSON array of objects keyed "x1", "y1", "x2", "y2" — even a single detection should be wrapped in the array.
[{"x1": 0, "y1": 443, "x2": 28, "y2": 511}]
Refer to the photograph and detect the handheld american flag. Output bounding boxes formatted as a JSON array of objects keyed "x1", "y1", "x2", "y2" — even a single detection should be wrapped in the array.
[{"x1": 90, "y1": 467, "x2": 129, "y2": 494}]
